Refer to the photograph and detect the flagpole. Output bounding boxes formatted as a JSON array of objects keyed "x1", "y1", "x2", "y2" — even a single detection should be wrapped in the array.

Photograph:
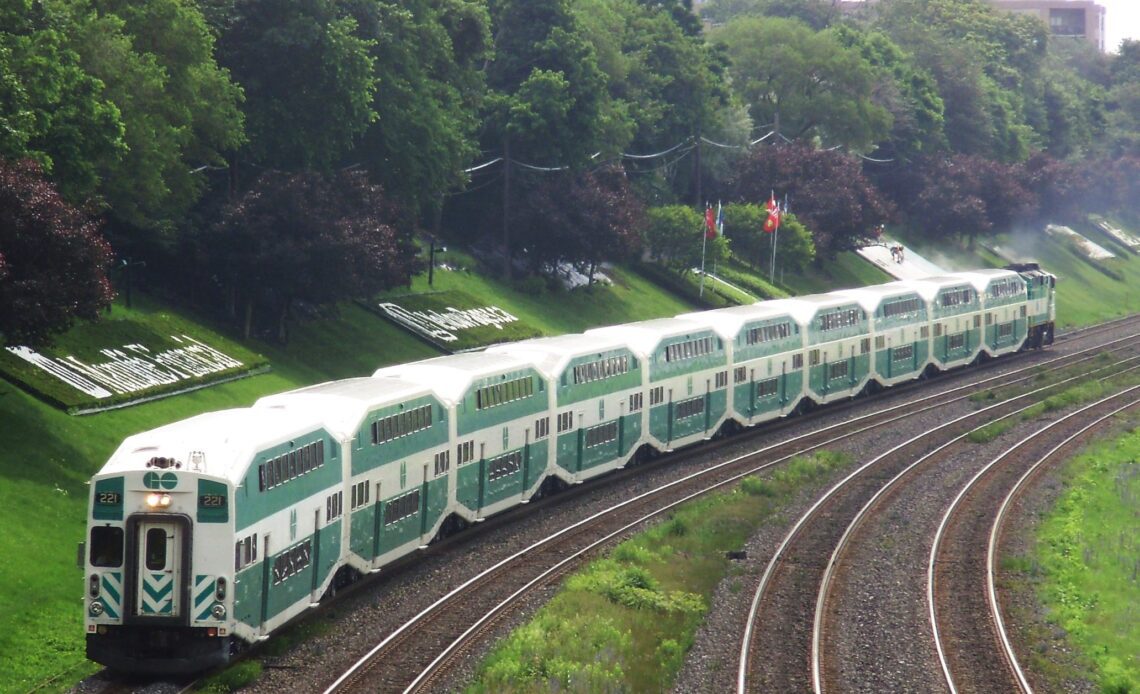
[
  {"x1": 769, "y1": 191, "x2": 778, "y2": 281},
  {"x1": 700, "y1": 203, "x2": 708, "y2": 298}
]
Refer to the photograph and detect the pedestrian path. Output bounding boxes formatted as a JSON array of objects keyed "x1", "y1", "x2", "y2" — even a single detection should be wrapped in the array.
[{"x1": 856, "y1": 241, "x2": 946, "y2": 280}]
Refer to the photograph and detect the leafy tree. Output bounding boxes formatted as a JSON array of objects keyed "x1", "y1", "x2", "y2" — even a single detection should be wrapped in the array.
[
  {"x1": 890, "y1": 154, "x2": 1033, "y2": 248},
  {"x1": 200, "y1": 169, "x2": 419, "y2": 341},
  {"x1": 68, "y1": 0, "x2": 245, "y2": 233},
  {"x1": 573, "y1": 0, "x2": 731, "y2": 203},
  {"x1": 346, "y1": 0, "x2": 489, "y2": 218},
  {"x1": 721, "y1": 202, "x2": 767, "y2": 268},
  {"x1": 0, "y1": 1, "x2": 125, "y2": 204},
  {"x1": 700, "y1": 0, "x2": 841, "y2": 29},
  {"x1": 722, "y1": 203, "x2": 813, "y2": 273},
  {"x1": 711, "y1": 16, "x2": 891, "y2": 151},
  {"x1": 871, "y1": 0, "x2": 1046, "y2": 161},
  {"x1": 483, "y1": 0, "x2": 624, "y2": 167},
  {"x1": 510, "y1": 166, "x2": 645, "y2": 282},
  {"x1": 728, "y1": 143, "x2": 893, "y2": 254},
  {"x1": 217, "y1": 0, "x2": 376, "y2": 171},
  {"x1": 0, "y1": 158, "x2": 114, "y2": 347},
  {"x1": 829, "y1": 24, "x2": 946, "y2": 161},
  {"x1": 644, "y1": 204, "x2": 727, "y2": 271},
  {"x1": 1105, "y1": 41, "x2": 1140, "y2": 157}
]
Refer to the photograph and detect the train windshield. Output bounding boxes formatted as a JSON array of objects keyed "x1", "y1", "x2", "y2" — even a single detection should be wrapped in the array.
[{"x1": 90, "y1": 526, "x2": 124, "y2": 567}]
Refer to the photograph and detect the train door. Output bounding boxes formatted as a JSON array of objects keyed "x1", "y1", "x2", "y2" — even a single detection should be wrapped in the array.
[{"x1": 132, "y1": 518, "x2": 185, "y2": 618}]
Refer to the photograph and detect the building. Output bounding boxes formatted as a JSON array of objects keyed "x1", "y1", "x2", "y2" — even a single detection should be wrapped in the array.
[{"x1": 989, "y1": 1, "x2": 1106, "y2": 52}]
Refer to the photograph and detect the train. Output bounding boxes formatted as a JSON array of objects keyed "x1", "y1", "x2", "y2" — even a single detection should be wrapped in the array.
[{"x1": 80, "y1": 264, "x2": 1055, "y2": 673}]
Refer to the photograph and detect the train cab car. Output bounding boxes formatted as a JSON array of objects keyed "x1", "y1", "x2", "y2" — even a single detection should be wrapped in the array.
[
  {"x1": 255, "y1": 377, "x2": 450, "y2": 573},
  {"x1": 952, "y1": 269, "x2": 1029, "y2": 357},
  {"x1": 587, "y1": 317, "x2": 728, "y2": 451},
  {"x1": 82, "y1": 407, "x2": 343, "y2": 674},
  {"x1": 792, "y1": 294, "x2": 874, "y2": 404},
  {"x1": 488, "y1": 333, "x2": 644, "y2": 483},
  {"x1": 908, "y1": 275, "x2": 985, "y2": 370},
  {"x1": 676, "y1": 303, "x2": 805, "y2": 426},
  {"x1": 832, "y1": 283, "x2": 934, "y2": 387},
  {"x1": 373, "y1": 352, "x2": 547, "y2": 520}
]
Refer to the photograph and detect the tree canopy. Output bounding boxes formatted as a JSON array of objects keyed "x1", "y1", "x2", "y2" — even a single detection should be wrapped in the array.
[{"x1": 0, "y1": 158, "x2": 114, "y2": 347}]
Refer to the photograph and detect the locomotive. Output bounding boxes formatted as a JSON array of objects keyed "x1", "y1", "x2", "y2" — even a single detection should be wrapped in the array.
[{"x1": 81, "y1": 264, "x2": 1055, "y2": 673}]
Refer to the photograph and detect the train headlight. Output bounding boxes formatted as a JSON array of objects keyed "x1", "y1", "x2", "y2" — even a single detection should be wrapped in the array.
[
  {"x1": 145, "y1": 493, "x2": 172, "y2": 508},
  {"x1": 211, "y1": 603, "x2": 226, "y2": 620},
  {"x1": 89, "y1": 574, "x2": 100, "y2": 598},
  {"x1": 89, "y1": 600, "x2": 104, "y2": 617},
  {"x1": 215, "y1": 577, "x2": 227, "y2": 601}
]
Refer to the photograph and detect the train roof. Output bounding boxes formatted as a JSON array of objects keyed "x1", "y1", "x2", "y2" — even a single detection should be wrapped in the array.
[
  {"x1": 254, "y1": 377, "x2": 433, "y2": 439},
  {"x1": 486, "y1": 332, "x2": 635, "y2": 377},
  {"x1": 830, "y1": 283, "x2": 932, "y2": 312},
  {"x1": 947, "y1": 268, "x2": 1022, "y2": 286},
  {"x1": 675, "y1": 303, "x2": 800, "y2": 340},
  {"x1": 585, "y1": 316, "x2": 711, "y2": 354},
  {"x1": 97, "y1": 407, "x2": 327, "y2": 485},
  {"x1": 372, "y1": 350, "x2": 534, "y2": 404}
]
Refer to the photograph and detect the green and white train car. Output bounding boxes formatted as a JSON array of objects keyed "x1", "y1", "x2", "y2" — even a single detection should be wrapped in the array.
[
  {"x1": 82, "y1": 264, "x2": 1056, "y2": 674},
  {"x1": 83, "y1": 405, "x2": 344, "y2": 673},
  {"x1": 833, "y1": 283, "x2": 933, "y2": 386},
  {"x1": 587, "y1": 318, "x2": 730, "y2": 451},
  {"x1": 676, "y1": 303, "x2": 805, "y2": 426},
  {"x1": 488, "y1": 333, "x2": 646, "y2": 481},
  {"x1": 373, "y1": 351, "x2": 550, "y2": 521}
]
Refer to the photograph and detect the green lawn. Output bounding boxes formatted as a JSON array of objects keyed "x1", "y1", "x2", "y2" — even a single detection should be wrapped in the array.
[{"x1": 1025, "y1": 420, "x2": 1140, "y2": 692}]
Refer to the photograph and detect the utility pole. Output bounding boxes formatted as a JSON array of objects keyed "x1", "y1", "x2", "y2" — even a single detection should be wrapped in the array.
[{"x1": 502, "y1": 137, "x2": 512, "y2": 280}]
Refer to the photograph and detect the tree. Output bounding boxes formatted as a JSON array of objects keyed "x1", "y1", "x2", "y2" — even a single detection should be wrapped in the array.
[
  {"x1": 0, "y1": 1, "x2": 126, "y2": 204},
  {"x1": 728, "y1": 143, "x2": 893, "y2": 254},
  {"x1": 700, "y1": 0, "x2": 842, "y2": 29},
  {"x1": 711, "y1": 16, "x2": 891, "y2": 151},
  {"x1": 0, "y1": 159, "x2": 113, "y2": 347},
  {"x1": 217, "y1": 0, "x2": 376, "y2": 171},
  {"x1": 346, "y1": 0, "x2": 489, "y2": 218},
  {"x1": 829, "y1": 24, "x2": 946, "y2": 162},
  {"x1": 891, "y1": 154, "x2": 1033, "y2": 248},
  {"x1": 645, "y1": 204, "x2": 727, "y2": 271},
  {"x1": 65, "y1": 0, "x2": 245, "y2": 233},
  {"x1": 510, "y1": 165, "x2": 645, "y2": 281},
  {"x1": 483, "y1": 0, "x2": 622, "y2": 167},
  {"x1": 201, "y1": 169, "x2": 420, "y2": 341},
  {"x1": 871, "y1": 0, "x2": 1046, "y2": 161}
]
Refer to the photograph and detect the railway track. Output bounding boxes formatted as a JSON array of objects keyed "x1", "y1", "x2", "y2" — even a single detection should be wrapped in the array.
[
  {"x1": 929, "y1": 387, "x2": 1140, "y2": 693},
  {"x1": 319, "y1": 322, "x2": 1140, "y2": 694},
  {"x1": 733, "y1": 347, "x2": 1140, "y2": 691}
]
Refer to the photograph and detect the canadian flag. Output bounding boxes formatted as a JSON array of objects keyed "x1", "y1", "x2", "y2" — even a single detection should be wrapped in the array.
[{"x1": 763, "y1": 193, "x2": 780, "y2": 233}]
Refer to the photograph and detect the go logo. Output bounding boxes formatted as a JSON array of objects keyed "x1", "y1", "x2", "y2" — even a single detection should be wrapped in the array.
[{"x1": 143, "y1": 472, "x2": 178, "y2": 490}]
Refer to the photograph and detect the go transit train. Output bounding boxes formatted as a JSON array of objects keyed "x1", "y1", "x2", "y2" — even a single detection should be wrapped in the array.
[{"x1": 80, "y1": 264, "x2": 1055, "y2": 673}]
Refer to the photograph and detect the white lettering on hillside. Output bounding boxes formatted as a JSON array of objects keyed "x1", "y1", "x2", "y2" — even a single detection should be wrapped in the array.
[
  {"x1": 6, "y1": 335, "x2": 243, "y2": 399},
  {"x1": 377, "y1": 303, "x2": 519, "y2": 344}
]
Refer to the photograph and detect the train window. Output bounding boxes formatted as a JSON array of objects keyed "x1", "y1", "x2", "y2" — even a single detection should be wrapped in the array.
[
  {"x1": 792, "y1": 354, "x2": 804, "y2": 369},
  {"x1": 90, "y1": 526, "x2": 124, "y2": 567},
  {"x1": 145, "y1": 528, "x2": 167, "y2": 571},
  {"x1": 734, "y1": 367, "x2": 747, "y2": 384}
]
